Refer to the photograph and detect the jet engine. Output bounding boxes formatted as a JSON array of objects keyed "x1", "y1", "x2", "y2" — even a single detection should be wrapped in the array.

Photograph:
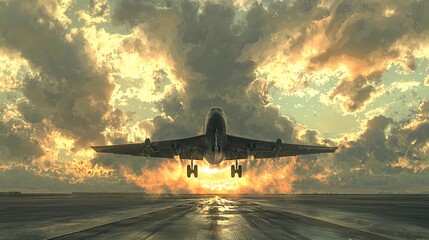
[
  {"x1": 273, "y1": 138, "x2": 282, "y2": 156},
  {"x1": 144, "y1": 138, "x2": 155, "y2": 156},
  {"x1": 246, "y1": 143, "x2": 257, "y2": 157},
  {"x1": 171, "y1": 142, "x2": 181, "y2": 156}
]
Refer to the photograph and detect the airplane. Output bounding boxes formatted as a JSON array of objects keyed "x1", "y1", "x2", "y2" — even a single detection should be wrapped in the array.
[{"x1": 92, "y1": 107, "x2": 338, "y2": 178}]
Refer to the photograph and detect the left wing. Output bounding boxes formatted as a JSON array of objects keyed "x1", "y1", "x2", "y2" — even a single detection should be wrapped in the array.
[
  {"x1": 225, "y1": 135, "x2": 337, "y2": 160},
  {"x1": 91, "y1": 135, "x2": 205, "y2": 160}
]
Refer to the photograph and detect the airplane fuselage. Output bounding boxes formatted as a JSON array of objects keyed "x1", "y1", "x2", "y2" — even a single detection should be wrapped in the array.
[{"x1": 203, "y1": 108, "x2": 227, "y2": 164}]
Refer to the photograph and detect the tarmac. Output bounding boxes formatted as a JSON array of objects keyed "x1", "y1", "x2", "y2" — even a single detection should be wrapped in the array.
[{"x1": 0, "y1": 193, "x2": 428, "y2": 240}]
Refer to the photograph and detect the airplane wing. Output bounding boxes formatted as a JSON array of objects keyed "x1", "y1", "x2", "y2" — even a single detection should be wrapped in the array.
[
  {"x1": 91, "y1": 135, "x2": 205, "y2": 160},
  {"x1": 224, "y1": 135, "x2": 337, "y2": 160}
]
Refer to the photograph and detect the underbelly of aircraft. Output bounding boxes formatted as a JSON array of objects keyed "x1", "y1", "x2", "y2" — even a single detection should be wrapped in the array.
[{"x1": 204, "y1": 151, "x2": 225, "y2": 165}]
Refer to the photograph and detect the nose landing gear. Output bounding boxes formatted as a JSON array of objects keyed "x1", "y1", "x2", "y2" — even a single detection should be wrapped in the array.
[{"x1": 231, "y1": 158, "x2": 242, "y2": 178}]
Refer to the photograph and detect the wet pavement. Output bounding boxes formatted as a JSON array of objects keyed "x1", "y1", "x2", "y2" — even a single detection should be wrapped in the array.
[{"x1": 0, "y1": 194, "x2": 428, "y2": 239}]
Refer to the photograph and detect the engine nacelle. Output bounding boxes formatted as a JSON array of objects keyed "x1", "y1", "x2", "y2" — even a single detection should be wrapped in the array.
[
  {"x1": 174, "y1": 147, "x2": 181, "y2": 156},
  {"x1": 171, "y1": 142, "x2": 181, "y2": 156},
  {"x1": 143, "y1": 138, "x2": 155, "y2": 156},
  {"x1": 273, "y1": 138, "x2": 282, "y2": 156},
  {"x1": 246, "y1": 143, "x2": 257, "y2": 157}
]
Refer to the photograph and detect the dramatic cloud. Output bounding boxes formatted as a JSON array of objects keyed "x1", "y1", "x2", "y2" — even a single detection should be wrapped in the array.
[
  {"x1": 0, "y1": 0, "x2": 428, "y2": 193},
  {"x1": 0, "y1": 0, "x2": 125, "y2": 148},
  {"x1": 307, "y1": 1, "x2": 429, "y2": 112},
  {"x1": 0, "y1": 0, "x2": 127, "y2": 190},
  {"x1": 296, "y1": 100, "x2": 429, "y2": 193},
  {"x1": 77, "y1": 0, "x2": 111, "y2": 24},
  {"x1": 113, "y1": 0, "x2": 303, "y2": 141},
  {"x1": 246, "y1": 0, "x2": 429, "y2": 113},
  {"x1": 0, "y1": 116, "x2": 43, "y2": 162},
  {"x1": 330, "y1": 72, "x2": 384, "y2": 112}
]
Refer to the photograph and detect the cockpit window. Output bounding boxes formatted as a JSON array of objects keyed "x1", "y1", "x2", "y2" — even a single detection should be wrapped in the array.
[{"x1": 210, "y1": 107, "x2": 222, "y2": 112}]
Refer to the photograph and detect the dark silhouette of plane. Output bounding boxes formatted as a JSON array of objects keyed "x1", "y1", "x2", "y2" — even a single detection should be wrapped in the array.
[{"x1": 92, "y1": 107, "x2": 337, "y2": 178}]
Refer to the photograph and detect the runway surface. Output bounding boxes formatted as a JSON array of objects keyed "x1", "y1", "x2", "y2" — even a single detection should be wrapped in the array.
[{"x1": 0, "y1": 194, "x2": 428, "y2": 240}]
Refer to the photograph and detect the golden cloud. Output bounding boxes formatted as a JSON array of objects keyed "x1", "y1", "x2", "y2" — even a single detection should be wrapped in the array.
[{"x1": 0, "y1": 49, "x2": 34, "y2": 92}]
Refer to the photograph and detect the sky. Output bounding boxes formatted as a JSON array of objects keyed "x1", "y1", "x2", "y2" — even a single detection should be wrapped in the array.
[{"x1": 0, "y1": 0, "x2": 428, "y2": 194}]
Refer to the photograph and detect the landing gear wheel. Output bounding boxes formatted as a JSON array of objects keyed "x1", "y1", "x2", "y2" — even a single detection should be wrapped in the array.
[
  {"x1": 230, "y1": 164, "x2": 243, "y2": 178},
  {"x1": 187, "y1": 165, "x2": 191, "y2": 178},
  {"x1": 194, "y1": 165, "x2": 198, "y2": 178}
]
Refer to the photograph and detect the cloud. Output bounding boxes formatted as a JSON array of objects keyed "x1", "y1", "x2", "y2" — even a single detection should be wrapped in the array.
[
  {"x1": 311, "y1": 1, "x2": 429, "y2": 112},
  {"x1": 0, "y1": 0, "x2": 132, "y2": 189},
  {"x1": 389, "y1": 80, "x2": 421, "y2": 92},
  {"x1": 77, "y1": 0, "x2": 111, "y2": 24},
  {"x1": 291, "y1": 98, "x2": 429, "y2": 193},
  {"x1": 0, "y1": 0, "x2": 126, "y2": 148},
  {"x1": 329, "y1": 72, "x2": 384, "y2": 112},
  {"x1": 1, "y1": 0, "x2": 428, "y2": 193},
  {"x1": 113, "y1": 1, "x2": 301, "y2": 140},
  {"x1": 0, "y1": 48, "x2": 31, "y2": 92},
  {"x1": 0, "y1": 165, "x2": 140, "y2": 192},
  {"x1": 248, "y1": 0, "x2": 429, "y2": 113},
  {"x1": 0, "y1": 119, "x2": 44, "y2": 162},
  {"x1": 112, "y1": 0, "x2": 429, "y2": 144}
]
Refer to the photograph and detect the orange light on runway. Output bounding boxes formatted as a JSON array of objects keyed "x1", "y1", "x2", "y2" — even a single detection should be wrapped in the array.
[{"x1": 120, "y1": 157, "x2": 297, "y2": 194}]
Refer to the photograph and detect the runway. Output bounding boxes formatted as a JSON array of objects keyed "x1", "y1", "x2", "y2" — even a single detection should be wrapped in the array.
[{"x1": 0, "y1": 194, "x2": 428, "y2": 240}]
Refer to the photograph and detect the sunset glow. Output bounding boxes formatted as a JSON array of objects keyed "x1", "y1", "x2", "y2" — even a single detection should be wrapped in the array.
[{"x1": 0, "y1": 0, "x2": 428, "y2": 193}]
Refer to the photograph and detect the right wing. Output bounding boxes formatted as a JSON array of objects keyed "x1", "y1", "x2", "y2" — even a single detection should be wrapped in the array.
[
  {"x1": 91, "y1": 135, "x2": 205, "y2": 160},
  {"x1": 225, "y1": 135, "x2": 337, "y2": 160}
]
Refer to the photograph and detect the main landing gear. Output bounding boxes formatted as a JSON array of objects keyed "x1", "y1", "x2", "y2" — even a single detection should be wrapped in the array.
[
  {"x1": 231, "y1": 158, "x2": 242, "y2": 178},
  {"x1": 187, "y1": 158, "x2": 198, "y2": 178}
]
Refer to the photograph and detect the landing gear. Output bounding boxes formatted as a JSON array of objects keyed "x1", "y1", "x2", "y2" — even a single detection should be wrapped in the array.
[
  {"x1": 231, "y1": 165, "x2": 242, "y2": 178},
  {"x1": 231, "y1": 158, "x2": 242, "y2": 178},
  {"x1": 187, "y1": 158, "x2": 198, "y2": 178}
]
